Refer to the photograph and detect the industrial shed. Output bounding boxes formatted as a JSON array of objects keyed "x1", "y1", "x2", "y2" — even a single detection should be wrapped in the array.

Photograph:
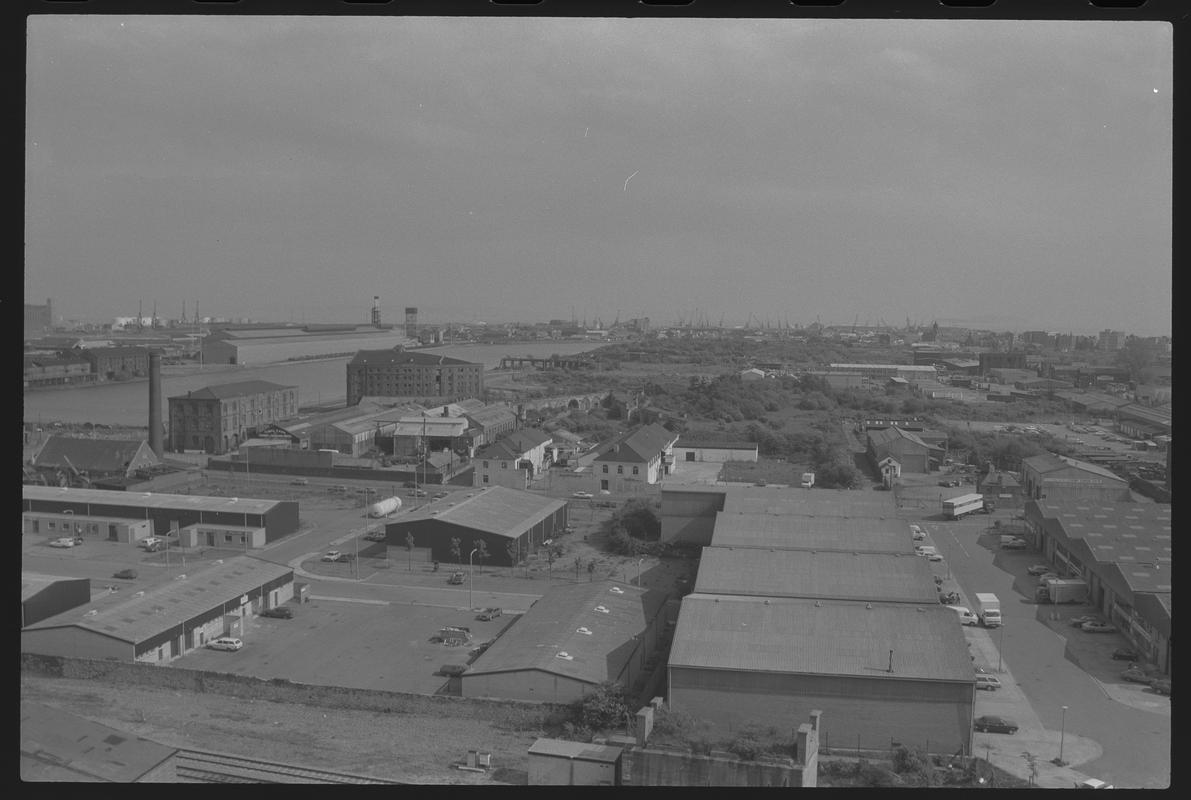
[
  {"x1": 672, "y1": 439, "x2": 759, "y2": 464},
  {"x1": 384, "y1": 486, "x2": 567, "y2": 566},
  {"x1": 462, "y1": 581, "x2": 668, "y2": 703},
  {"x1": 667, "y1": 595, "x2": 975, "y2": 753},
  {"x1": 202, "y1": 325, "x2": 413, "y2": 366},
  {"x1": 694, "y1": 548, "x2": 937, "y2": 604},
  {"x1": 22, "y1": 485, "x2": 300, "y2": 544},
  {"x1": 22, "y1": 573, "x2": 91, "y2": 628},
  {"x1": 709, "y1": 512, "x2": 916, "y2": 554},
  {"x1": 21, "y1": 556, "x2": 293, "y2": 664},
  {"x1": 21, "y1": 701, "x2": 179, "y2": 782}
]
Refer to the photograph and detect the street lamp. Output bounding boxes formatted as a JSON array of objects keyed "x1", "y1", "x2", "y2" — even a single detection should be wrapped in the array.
[
  {"x1": 1058, "y1": 705, "x2": 1068, "y2": 765},
  {"x1": 469, "y1": 548, "x2": 478, "y2": 611},
  {"x1": 997, "y1": 624, "x2": 1004, "y2": 673},
  {"x1": 637, "y1": 558, "x2": 644, "y2": 587}
]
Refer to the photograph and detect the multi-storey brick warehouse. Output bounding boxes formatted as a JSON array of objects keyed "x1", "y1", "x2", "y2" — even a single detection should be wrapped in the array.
[
  {"x1": 346, "y1": 347, "x2": 483, "y2": 405},
  {"x1": 168, "y1": 380, "x2": 298, "y2": 454}
]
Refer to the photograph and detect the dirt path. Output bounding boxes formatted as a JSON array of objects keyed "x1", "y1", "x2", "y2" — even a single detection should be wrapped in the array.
[{"x1": 21, "y1": 674, "x2": 536, "y2": 784}]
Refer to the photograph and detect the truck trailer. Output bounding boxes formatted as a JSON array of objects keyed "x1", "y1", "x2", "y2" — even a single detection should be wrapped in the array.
[
  {"x1": 1037, "y1": 578, "x2": 1089, "y2": 604},
  {"x1": 974, "y1": 592, "x2": 1002, "y2": 627},
  {"x1": 942, "y1": 493, "x2": 991, "y2": 520}
]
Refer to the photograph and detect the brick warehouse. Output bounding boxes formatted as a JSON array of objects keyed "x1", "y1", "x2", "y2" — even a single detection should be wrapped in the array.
[
  {"x1": 168, "y1": 380, "x2": 299, "y2": 454},
  {"x1": 346, "y1": 347, "x2": 483, "y2": 406}
]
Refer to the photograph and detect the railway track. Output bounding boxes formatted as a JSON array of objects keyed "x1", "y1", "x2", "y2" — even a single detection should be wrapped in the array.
[{"x1": 176, "y1": 748, "x2": 406, "y2": 784}]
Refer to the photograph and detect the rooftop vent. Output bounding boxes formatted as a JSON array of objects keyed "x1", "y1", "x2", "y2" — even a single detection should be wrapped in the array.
[
  {"x1": 134, "y1": 591, "x2": 145, "y2": 598},
  {"x1": 866, "y1": 603, "x2": 872, "y2": 610},
  {"x1": 576, "y1": 627, "x2": 593, "y2": 635},
  {"x1": 214, "y1": 559, "x2": 223, "y2": 564},
  {"x1": 594, "y1": 605, "x2": 609, "y2": 614},
  {"x1": 609, "y1": 587, "x2": 624, "y2": 594},
  {"x1": 84, "y1": 610, "x2": 97, "y2": 616},
  {"x1": 815, "y1": 600, "x2": 822, "y2": 607},
  {"x1": 555, "y1": 651, "x2": 574, "y2": 660}
]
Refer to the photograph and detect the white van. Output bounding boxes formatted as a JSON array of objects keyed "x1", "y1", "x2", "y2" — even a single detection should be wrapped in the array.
[
  {"x1": 949, "y1": 606, "x2": 978, "y2": 626},
  {"x1": 915, "y1": 545, "x2": 938, "y2": 557},
  {"x1": 140, "y1": 536, "x2": 163, "y2": 551}
]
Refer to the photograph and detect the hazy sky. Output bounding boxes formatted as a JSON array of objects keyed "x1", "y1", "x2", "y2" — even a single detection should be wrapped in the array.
[{"x1": 25, "y1": 17, "x2": 1171, "y2": 335}]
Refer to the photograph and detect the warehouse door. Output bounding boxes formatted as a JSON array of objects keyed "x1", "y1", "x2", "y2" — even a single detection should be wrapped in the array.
[{"x1": 109, "y1": 524, "x2": 119, "y2": 541}]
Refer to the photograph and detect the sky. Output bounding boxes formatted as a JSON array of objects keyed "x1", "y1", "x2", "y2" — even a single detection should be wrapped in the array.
[{"x1": 25, "y1": 16, "x2": 1172, "y2": 336}]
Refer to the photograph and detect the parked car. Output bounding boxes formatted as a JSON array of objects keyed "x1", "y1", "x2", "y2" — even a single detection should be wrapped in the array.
[
  {"x1": 1076, "y1": 779, "x2": 1115, "y2": 790},
  {"x1": 938, "y1": 479, "x2": 960, "y2": 487},
  {"x1": 1037, "y1": 573, "x2": 1060, "y2": 585},
  {"x1": 321, "y1": 551, "x2": 342, "y2": 562},
  {"x1": 1111, "y1": 647, "x2": 1140, "y2": 661},
  {"x1": 433, "y1": 491, "x2": 450, "y2": 499},
  {"x1": 48, "y1": 537, "x2": 79, "y2": 548},
  {"x1": 364, "y1": 531, "x2": 387, "y2": 542},
  {"x1": 290, "y1": 478, "x2": 309, "y2": 485},
  {"x1": 1121, "y1": 666, "x2": 1151, "y2": 683},
  {"x1": 927, "y1": 553, "x2": 944, "y2": 562},
  {"x1": 1026, "y1": 564, "x2": 1053, "y2": 576},
  {"x1": 975, "y1": 675, "x2": 1003, "y2": 691},
  {"x1": 1149, "y1": 677, "x2": 1171, "y2": 696},
  {"x1": 1001, "y1": 539, "x2": 1027, "y2": 551},
  {"x1": 1070, "y1": 615, "x2": 1104, "y2": 628},
  {"x1": 261, "y1": 606, "x2": 294, "y2": 619},
  {"x1": 753, "y1": 480, "x2": 768, "y2": 487},
  {"x1": 448, "y1": 571, "x2": 466, "y2": 585},
  {"x1": 208, "y1": 637, "x2": 243, "y2": 651},
  {"x1": 410, "y1": 489, "x2": 428, "y2": 497},
  {"x1": 571, "y1": 491, "x2": 594, "y2": 499},
  {"x1": 1081, "y1": 621, "x2": 1116, "y2": 633},
  {"x1": 476, "y1": 607, "x2": 502, "y2": 621},
  {"x1": 112, "y1": 568, "x2": 138, "y2": 580},
  {"x1": 973, "y1": 715, "x2": 1018, "y2": 734}
]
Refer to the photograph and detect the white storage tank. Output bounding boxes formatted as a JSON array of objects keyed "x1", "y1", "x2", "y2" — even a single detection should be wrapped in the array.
[{"x1": 366, "y1": 496, "x2": 402, "y2": 518}]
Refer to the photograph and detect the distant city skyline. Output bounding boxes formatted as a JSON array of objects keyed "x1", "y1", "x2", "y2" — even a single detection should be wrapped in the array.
[{"x1": 25, "y1": 18, "x2": 1171, "y2": 338}]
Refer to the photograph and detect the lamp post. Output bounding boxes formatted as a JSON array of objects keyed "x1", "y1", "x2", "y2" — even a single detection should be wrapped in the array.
[
  {"x1": 469, "y1": 548, "x2": 478, "y2": 612},
  {"x1": 637, "y1": 558, "x2": 644, "y2": 587},
  {"x1": 997, "y1": 623, "x2": 1004, "y2": 672},
  {"x1": 1058, "y1": 705, "x2": 1068, "y2": 765}
]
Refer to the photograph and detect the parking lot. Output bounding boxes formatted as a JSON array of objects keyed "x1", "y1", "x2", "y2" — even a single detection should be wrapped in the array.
[{"x1": 175, "y1": 597, "x2": 518, "y2": 694}]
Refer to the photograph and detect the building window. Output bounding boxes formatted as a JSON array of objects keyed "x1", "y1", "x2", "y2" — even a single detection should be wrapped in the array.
[
  {"x1": 617, "y1": 465, "x2": 624, "y2": 474},
  {"x1": 483, "y1": 461, "x2": 489, "y2": 468},
  {"x1": 502, "y1": 462, "x2": 508, "y2": 469},
  {"x1": 602, "y1": 464, "x2": 609, "y2": 474},
  {"x1": 482, "y1": 475, "x2": 489, "y2": 484},
  {"x1": 225, "y1": 534, "x2": 234, "y2": 543},
  {"x1": 632, "y1": 466, "x2": 639, "y2": 475}
]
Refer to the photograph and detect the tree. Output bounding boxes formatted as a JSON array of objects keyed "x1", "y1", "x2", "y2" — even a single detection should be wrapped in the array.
[
  {"x1": 405, "y1": 532, "x2": 415, "y2": 572},
  {"x1": 574, "y1": 556, "x2": 582, "y2": 581},
  {"x1": 573, "y1": 681, "x2": 628, "y2": 732},
  {"x1": 506, "y1": 539, "x2": 519, "y2": 577},
  {"x1": 449, "y1": 537, "x2": 462, "y2": 568},
  {"x1": 473, "y1": 539, "x2": 490, "y2": 574},
  {"x1": 587, "y1": 560, "x2": 596, "y2": 582}
]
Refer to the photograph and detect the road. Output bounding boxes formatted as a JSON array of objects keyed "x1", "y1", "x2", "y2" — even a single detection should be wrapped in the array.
[{"x1": 921, "y1": 512, "x2": 1170, "y2": 789}]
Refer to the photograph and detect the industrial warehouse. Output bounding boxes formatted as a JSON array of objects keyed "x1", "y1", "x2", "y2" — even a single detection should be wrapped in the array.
[
  {"x1": 200, "y1": 324, "x2": 414, "y2": 366},
  {"x1": 660, "y1": 485, "x2": 977, "y2": 754},
  {"x1": 21, "y1": 556, "x2": 294, "y2": 664},
  {"x1": 22, "y1": 485, "x2": 300, "y2": 546},
  {"x1": 462, "y1": 580, "x2": 669, "y2": 704},
  {"x1": 383, "y1": 485, "x2": 567, "y2": 567}
]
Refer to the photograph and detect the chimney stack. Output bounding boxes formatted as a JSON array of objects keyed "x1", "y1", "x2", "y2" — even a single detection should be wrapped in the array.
[{"x1": 148, "y1": 351, "x2": 163, "y2": 455}]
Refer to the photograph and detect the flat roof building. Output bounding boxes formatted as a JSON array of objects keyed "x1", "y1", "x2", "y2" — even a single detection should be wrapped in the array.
[{"x1": 710, "y1": 512, "x2": 915, "y2": 554}]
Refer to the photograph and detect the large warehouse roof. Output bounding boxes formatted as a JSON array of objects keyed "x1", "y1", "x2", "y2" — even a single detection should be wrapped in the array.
[
  {"x1": 400, "y1": 486, "x2": 566, "y2": 539},
  {"x1": 467, "y1": 581, "x2": 667, "y2": 686},
  {"x1": 24, "y1": 556, "x2": 292, "y2": 644},
  {"x1": 168, "y1": 380, "x2": 296, "y2": 401},
  {"x1": 1033, "y1": 501, "x2": 1172, "y2": 592},
  {"x1": 23, "y1": 485, "x2": 282, "y2": 515},
  {"x1": 695, "y1": 548, "x2": 937, "y2": 603},
  {"x1": 711, "y1": 512, "x2": 914, "y2": 554},
  {"x1": 21, "y1": 700, "x2": 178, "y2": 782},
  {"x1": 32, "y1": 435, "x2": 159, "y2": 474},
  {"x1": 21, "y1": 572, "x2": 81, "y2": 603},
  {"x1": 349, "y1": 348, "x2": 479, "y2": 367},
  {"x1": 720, "y1": 487, "x2": 898, "y2": 517},
  {"x1": 669, "y1": 594, "x2": 974, "y2": 683}
]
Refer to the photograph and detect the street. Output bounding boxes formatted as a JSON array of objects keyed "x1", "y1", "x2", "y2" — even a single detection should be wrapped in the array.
[{"x1": 919, "y1": 511, "x2": 1170, "y2": 789}]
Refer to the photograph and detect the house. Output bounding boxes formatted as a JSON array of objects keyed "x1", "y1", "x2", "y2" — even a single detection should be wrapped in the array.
[
  {"x1": 976, "y1": 469, "x2": 1023, "y2": 508},
  {"x1": 590, "y1": 424, "x2": 679, "y2": 492},
  {"x1": 474, "y1": 429, "x2": 554, "y2": 489},
  {"x1": 866, "y1": 427, "x2": 943, "y2": 474},
  {"x1": 739, "y1": 368, "x2": 766, "y2": 381}
]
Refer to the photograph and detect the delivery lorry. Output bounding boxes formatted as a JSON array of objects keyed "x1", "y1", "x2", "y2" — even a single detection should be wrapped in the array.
[
  {"x1": 942, "y1": 493, "x2": 992, "y2": 520},
  {"x1": 974, "y1": 593, "x2": 1002, "y2": 627},
  {"x1": 1036, "y1": 578, "x2": 1089, "y2": 604},
  {"x1": 800, "y1": 472, "x2": 815, "y2": 489}
]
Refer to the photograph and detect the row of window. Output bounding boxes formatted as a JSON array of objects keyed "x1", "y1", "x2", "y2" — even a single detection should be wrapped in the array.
[{"x1": 602, "y1": 464, "x2": 640, "y2": 475}]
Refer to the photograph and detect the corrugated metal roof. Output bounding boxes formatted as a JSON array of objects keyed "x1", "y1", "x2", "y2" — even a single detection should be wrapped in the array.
[
  {"x1": 674, "y1": 438, "x2": 758, "y2": 450},
  {"x1": 669, "y1": 594, "x2": 974, "y2": 682},
  {"x1": 466, "y1": 581, "x2": 666, "y2": 685},
  {"x1": 720, "y1": 487, "x2": 898, "y2": 517},
  {"x1": 23, "y1": 485, "x2": 282, "y2": 516},
  {"x1": 398, "y1": 486, "x2": 566, "y2": 539},
  {"x1": 475, "y1": 429, "x2": 553, "y2": 461},
  {"x1": 695, "y1": 547, "x2": 936, "y2": 603},
  {"x1": 22, "y1": 572, "x2": 84, "y2": 603},
  {"x1": 1025, "y1": 454, "x2": 1127, "y2": 483},
  {"x1": 168, "y1": 380, "x2": 296, "y2": 401},
  {"x1": 711, "y1": 512, "x2": 915, "y2": 554},
  {"x1": 21, "y1": 700, "x2": 177, "y2": 782},
  {"x1": 32, "y1": 435, "x2": 158, "y2": 474},
  {"x1": 464, "y1": 406, "x2": 518, "y2": 427},
  {"x1": 24, "y1": 556, "x2": 292, "y2": 644},
  {"x1": 391, "y1": 417, "x2": 469, "y2": 437}
]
